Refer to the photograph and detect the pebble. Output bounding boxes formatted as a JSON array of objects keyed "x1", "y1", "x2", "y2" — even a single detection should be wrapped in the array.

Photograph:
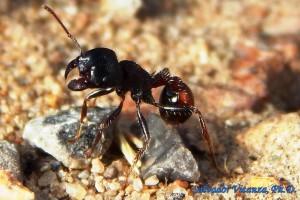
[
  {"x1": 233, "y1": 166, "x2": 244, "y2": 174},
  {"x1": 78, "y1": 170, "x2": 90, "y2": 179},
  {"x1": 22, "y1": 107, "x2": 115, "y2": 169},
  {"x1": 95, "y1": 194, "x2": 104, "y2": 200},
  {"x1": 81, "y1": 178, "x2": 89, "y2": 186},
  {"x1": 104, "y1": 190, "x2": 117, "y2": 197},
  {"x1": 95, "y1": 178, "x2": 105, "y2": 193},
  {"x1": 237, "y1": 112, "x2": 300, "y2": 189},
  {"x1": 0, "y1": 171, "x2": 35, "y2": 200},
  {"x1": 125, "y1": 184, "x2": 134, "y2": 194},
  {"x1": 103, "y1": 165, "x2": 119, "y2": 179},
  {"x1": 107, "y1": 181, "x2": 121, "y2": 191},
  {"x1": 115, "y1": 191, "x2": 125, "y2": 200},
  {"x1": 141, "y1": 193, "x2": 151, "y2": 200},
  {"x1": 64, "y1": 182, "x2": 87, "y2": 200},
  {"x1": 133, "y1": 178, "x2": 143, "y2": 192},
  {"x1": 91, "y1": 158, "x2": 105, "y2": 174},
  {"x1": 38, "y1": 170, "x2": 57, "y2": 187},
  {"x1": 84, "y1": 195, "x2": 96, "y2": 200},
  {"x1": 0, "y1": 140, "x2": 34, "y2": 200},
  {"x1": 101, "y1": 0, "x2": 141, "y2": 18},
  {"x1": 0, "y1": 140, "x2": 22, "y2": 181},
  {"x1": 144, "y1": 175, "x2": 159, "y2": 186}
]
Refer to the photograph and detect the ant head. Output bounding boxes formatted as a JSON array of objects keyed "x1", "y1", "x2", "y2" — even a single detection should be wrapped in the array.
[
  {"x1": 65, "y1": 48, "x2": 123, "y2": 90},
  {"x1": 43, "y1": 5, "x2": 124, "y2": 90}
]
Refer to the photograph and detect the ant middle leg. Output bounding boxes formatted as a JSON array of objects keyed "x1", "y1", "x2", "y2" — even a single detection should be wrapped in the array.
[
  {"x1": 127, "y1": 100, "x2": 151, "y2": 179},
  {"x1": 69, "y1": 88, "x2": 114, "y2": 143}
]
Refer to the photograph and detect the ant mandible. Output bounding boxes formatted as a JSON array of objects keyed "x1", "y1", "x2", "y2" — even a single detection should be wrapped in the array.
[{"x1": 43, "y1": 5, "x2": 225, "y2": 176}]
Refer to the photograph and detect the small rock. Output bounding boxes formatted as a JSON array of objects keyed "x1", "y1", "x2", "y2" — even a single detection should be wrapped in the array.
[
  {"x1": 144, "y1": 175, "x2": 159, "y2": 186},
  {"x1": 104, "y1": 189, "x2": 117, "y2": 197},
  {"x1": 133, "y1": 178, "x2": 143, "y2": 192},
  {"x1": 107, "y1": 181, "x2": 121, "y2": 191},
  {"x1": 64, "y1": 182, "x2": 87, "y2": 200},
  {"x1": 173, "y1": 180, "x2": 189, "y2": 189},
  {"x1": 103, "y1": 165, "x2": 119, "y2": 179},
  {"x1": 81, "y1": 178, "x2": 89, "y2": 186},
  {"x1": 118, "y1": 113, "x2": 200, "y2": 182},
  {"x1": 115, "y1": 191, "x2": 125, "y2": 200},
  {"x1": 237, "y1": 112, "x2": 300, "y2": 188},
  {"x1": 95, "y1": 194, "x2": 104, "y2": 200},
  {"x1": 91, "y1": 158, "x2": 105, "y2": 174},
  {"x1": 22, "y1": 107, "x2": 115, "y2": 169},
  {"x1": 38, "y1": 170, "x2": 57, "y2": 187},
  {"x1": 0, "y1": 140, "x2": 22, "y2": 181},
  {"x1": 78, "y1": 170, "x2": 90, "y2": 179},
  {"x1": 84, "y1": 195, "x2": 96, "y2": 200},
  {"x1": 0, "y1": 171, "x2": 35, "y2": 200},
  {"x1": 111, "y1": 160, "x2": 123, "y2": 172},
  {"x1": 95, "y1": 177, "x2": 105, "y2": 193},
  {"x1": 140, "y1": 193, "x2": 151, "y2": 200},
  {"x1": 101, "y1": 0, "x2": 141, "y2": 18},
  {"x1": 233, "y1": 166, "x2": 244, "y2": 174},
  {"x1": 125, "y1": 184, "x2": 134, "y2": 194}
]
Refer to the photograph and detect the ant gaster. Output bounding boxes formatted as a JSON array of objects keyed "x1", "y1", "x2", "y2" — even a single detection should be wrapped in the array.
[{"x1": 43, "y1": 5, "x2": 225, "y2": 176}]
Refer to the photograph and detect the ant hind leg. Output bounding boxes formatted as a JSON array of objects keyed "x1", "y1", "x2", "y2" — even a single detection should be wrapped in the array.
[{"x1": 152, "y1": 103, "x2": 228, "y2": 176}]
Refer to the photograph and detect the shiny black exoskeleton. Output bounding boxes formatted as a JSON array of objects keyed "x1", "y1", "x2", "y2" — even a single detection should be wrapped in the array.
[{"x1": 43, "y1": 5, "x2": 225, "y2": 175}]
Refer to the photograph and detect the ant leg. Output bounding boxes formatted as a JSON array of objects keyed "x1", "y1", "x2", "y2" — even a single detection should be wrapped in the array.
[
  {"x1": 151, "y1": 103, "x2": 227, "y2": 175},
  {"x1": 127, "y1": 101, "x2": 151, "y2": 178},
  {"x1": 69, "y1": 88, "x2": 114, "y2": 143},
  {"x1": 85, "y1": 96, "x2": 125, "y2": 157},
  {"x1": 90, "y1": 97, "x2": 97, "y2": 108},
  {"x1": 135, "y1": 102, "x2": 151, "y2": 162}
]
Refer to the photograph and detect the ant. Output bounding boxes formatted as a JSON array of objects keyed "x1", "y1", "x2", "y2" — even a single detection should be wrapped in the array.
[{"x1": 43, "y1": 5, "x2": 226, "y2": 177}]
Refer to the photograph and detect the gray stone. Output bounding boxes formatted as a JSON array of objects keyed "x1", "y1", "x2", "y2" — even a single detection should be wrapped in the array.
[
  {"x1": 0, "y1": 140, "x2": 22, "y2": 181},
  {"x1": 23, "y1": 107, "x2": 116, "y2": 169}
]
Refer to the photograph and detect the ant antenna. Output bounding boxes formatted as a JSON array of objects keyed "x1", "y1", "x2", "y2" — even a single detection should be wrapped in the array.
[{"x1": 42, "y1": 5, "x2": 83, "y2": 56}]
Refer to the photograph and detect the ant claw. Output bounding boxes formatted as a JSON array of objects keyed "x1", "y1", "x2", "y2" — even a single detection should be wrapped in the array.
[
  {"x1": 68, "y1": 123, "x2": 84, "y2": 143},
  {"x1": 85, "y1": 148, "x2": 94, "y2": 157}
]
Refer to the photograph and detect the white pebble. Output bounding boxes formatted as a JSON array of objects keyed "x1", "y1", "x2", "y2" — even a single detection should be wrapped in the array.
[
  {"x1": 107, "y1": 182, "x2": 121, "y2": 191},
  {"x1": 91, "y1": 158, "x2": 105, "y2": 174},
  {"x1": 78, "y1": 170, "x2": 90, "y2": 179},
  {"x1": 64, "y1": 182, "x2": 87, "y2": 200},
  {"x1": 95, "y1": 179, "x2": 105, "y2": 193},
  {"x1": 234, "y1": 166, "x2": 244, "y2": 174},
  {"x1": 133, "y1": 178, "x2": 143, "y2": 192},
  {"x1": 144, "y1": 175, "x2": 159, "y2": 186},
  {"x1": 84, "y1": 195, "x2": 96, "y2": 200}
]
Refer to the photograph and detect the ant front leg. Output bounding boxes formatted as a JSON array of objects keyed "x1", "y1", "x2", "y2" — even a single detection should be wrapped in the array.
[
  {"x1": 69, "y1": 88, "x2": 114, "y2": 143},
  {"x1": 85, "y1": 94, "x2": 125, "y2": 157}
]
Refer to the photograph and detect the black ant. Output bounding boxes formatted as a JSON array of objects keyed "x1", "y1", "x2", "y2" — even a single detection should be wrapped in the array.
[{"x1": 43, "y1": 5, "x2": 226, "y2": 177}]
